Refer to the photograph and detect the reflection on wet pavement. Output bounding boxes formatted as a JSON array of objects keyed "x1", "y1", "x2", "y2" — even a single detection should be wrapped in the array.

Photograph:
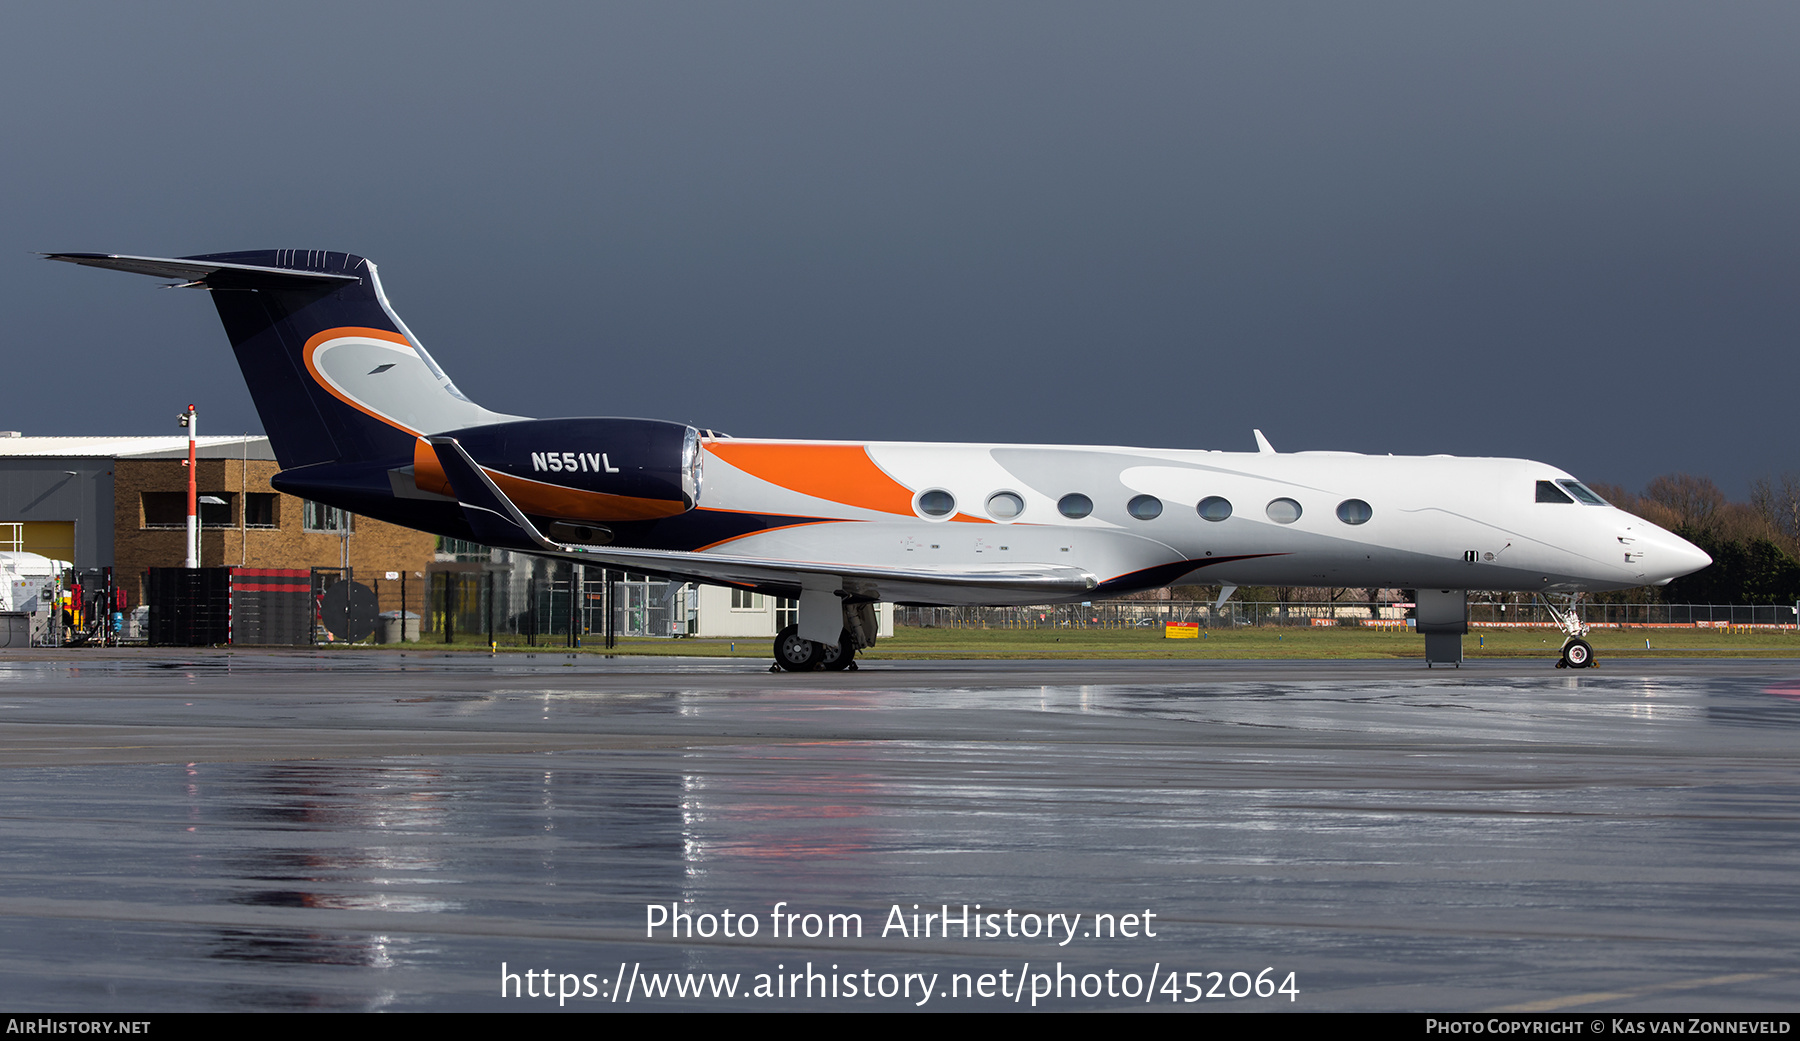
[{"x1": 0, "y1": 654, "x2": 1795, "y2": 1010}]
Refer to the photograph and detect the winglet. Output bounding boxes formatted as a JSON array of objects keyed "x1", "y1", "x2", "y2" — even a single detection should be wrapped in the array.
[
  {"x1": 1253, "y1": 429, "x2": 1276, "y2": 454},
  {"x1": 426, "y1": 436, "x2": 566, "y2": 553}
]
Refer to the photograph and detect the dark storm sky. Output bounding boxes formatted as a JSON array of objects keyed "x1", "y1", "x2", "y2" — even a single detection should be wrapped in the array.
[{"x1": 5, "y1": 3, "x2": 1797, "y2": 496}]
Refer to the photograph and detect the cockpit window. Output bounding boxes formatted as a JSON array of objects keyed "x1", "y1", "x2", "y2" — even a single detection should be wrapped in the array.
[
  {"x1": 1536, "y1": 480, "x2": 1574, "y2": 504},
  {"x1": 1557, "y1": 480, "x2": 1607, "y2": 506}
]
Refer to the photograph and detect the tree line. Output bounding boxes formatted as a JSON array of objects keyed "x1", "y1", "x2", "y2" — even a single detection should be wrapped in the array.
[{"x1": 1588, "y1": 473, "x2": 1800, "y2": 605}]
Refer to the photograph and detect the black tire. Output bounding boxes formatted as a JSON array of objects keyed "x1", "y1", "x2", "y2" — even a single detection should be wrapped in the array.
[
  {"x1": 818, "y1": 629, "x2": 855, "y2": 671},
  {"x1": 1561, "y1": 637, "x2": 1593, "y2": 669},
  {"x1": 774, "y1": 625, "x2": 821, "y2": 671}
]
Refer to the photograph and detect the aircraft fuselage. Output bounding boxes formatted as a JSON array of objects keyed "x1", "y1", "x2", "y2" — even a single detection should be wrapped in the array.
[{"x1": 49, "y1": 249, "x2": 1712, "y2": 620}]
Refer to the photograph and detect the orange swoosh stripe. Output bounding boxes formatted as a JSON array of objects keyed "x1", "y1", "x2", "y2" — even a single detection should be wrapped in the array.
[
  {"x1": 707, "y1": 442, "x2": 917, "y2": 516},
  {"x1": 693, "y1": 518, "x2": 836, "y2": 552}
]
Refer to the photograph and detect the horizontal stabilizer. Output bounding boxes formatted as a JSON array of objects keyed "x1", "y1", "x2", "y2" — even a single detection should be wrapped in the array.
[
  {"x1": 427, "y1": 436, "x2": 1098, "y2": 603},
  {"x1": 52, "y1": 248, "x2": 516, "y2": 471},
  {"x1": 43, "y1": 252, "x2": 360, "y2": 290}
]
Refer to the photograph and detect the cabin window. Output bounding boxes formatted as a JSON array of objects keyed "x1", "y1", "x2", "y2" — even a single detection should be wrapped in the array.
[
  {"x1": 1197, "y1": 496, "x2": 1232, "y2": 522},
  {"x1": 917, "y1": 489, "x2": 956, "y2": 518},
  {"x1": 1127, "y1": 495, "x2": 1163, "y2": 520},
  {"x1": 986, "y1": 491, "x2": 1024, "y2": 519},
  {"x1": 1058, "y1": 493, "x2": 1092, "y2": 519},
  {"x1": 1536, "y1": 481, "x2": 1574, "y2": 504},
  {"x1": 1265, "y1": 498, "x2": 1302, "y2": 524},
  {"x1": 1336, "y1": 499, "x2": 1373, "y2": 525},
  {"x1": 1557, "y1": 480, "x2": 1607, "y2": 505}
]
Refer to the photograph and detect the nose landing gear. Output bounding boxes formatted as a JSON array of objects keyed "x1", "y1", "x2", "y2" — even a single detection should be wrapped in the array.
[
  {"x1": 1559, "y1": 636, "x2": 1594, "y2": 669},
  {"x1": 1542, "y1": 595, "x2": 1597, "y2": 669}
]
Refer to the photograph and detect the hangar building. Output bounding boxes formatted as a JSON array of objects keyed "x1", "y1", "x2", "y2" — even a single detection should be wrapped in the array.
[{"x1": 0, "y1": 433, "x2": 434, "y2": 619}]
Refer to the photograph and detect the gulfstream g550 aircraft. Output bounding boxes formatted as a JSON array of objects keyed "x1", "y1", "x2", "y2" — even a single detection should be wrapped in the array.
[{"x1": 49, "y1": 249, "x2": 1710, "y2": 670}]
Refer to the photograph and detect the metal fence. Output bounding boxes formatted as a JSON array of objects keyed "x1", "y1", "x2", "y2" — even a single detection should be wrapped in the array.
[
  {"x1": 895, "y1": 601, "x2": 1800, "y2": 630},
  {"x1": 427, "y1": 564, "x2": 697, "y2": 646},
  {"x1": 1466, "y1": 602, "x2": 1797, "y2": 628}
]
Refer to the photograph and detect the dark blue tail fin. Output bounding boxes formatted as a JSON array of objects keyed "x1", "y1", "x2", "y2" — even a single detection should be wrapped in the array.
[{"x1": 46, "y1": 250, "x2": 517, "y2": 469}]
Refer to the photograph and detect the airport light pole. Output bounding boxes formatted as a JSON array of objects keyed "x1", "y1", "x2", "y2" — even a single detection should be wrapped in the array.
[{"x1": 178, "y1": 405, "x2": 197, "y2": 568}]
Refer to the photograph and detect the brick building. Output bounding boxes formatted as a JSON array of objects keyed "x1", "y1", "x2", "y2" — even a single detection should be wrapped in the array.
[
  {"x1": 0, "y1": 434, "x2": 434, "y2": 619},
  {"x1": 4, "y1": 434, "x2": 890, "y2": 645}
]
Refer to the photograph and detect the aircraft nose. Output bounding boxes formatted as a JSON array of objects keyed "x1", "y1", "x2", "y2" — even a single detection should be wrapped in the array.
[{"x1": 1648, "y1": 530, "x2": 1712, "y2": 584}]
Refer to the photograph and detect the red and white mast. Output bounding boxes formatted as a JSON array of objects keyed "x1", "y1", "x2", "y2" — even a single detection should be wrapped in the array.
[{"x1": 180, "y1": 404, "x2": 197, "y2": 568}]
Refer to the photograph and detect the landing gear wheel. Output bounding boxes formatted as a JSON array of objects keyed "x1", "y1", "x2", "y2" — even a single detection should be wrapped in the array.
[
  {"x1": 1561, "y1": 637, "x2": 1594, "y2": 669},
  {"x1": 774, "y1": 625, "x2": 822, "y2": 672},
  {"x1": 818, "y1": 629, "x2": 856, "y2": 671}
]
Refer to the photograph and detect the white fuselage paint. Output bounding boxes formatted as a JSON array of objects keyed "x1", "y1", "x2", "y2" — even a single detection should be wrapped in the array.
[{"x1": 693, "y1": 440, "x2": 1710, "y2": 602}]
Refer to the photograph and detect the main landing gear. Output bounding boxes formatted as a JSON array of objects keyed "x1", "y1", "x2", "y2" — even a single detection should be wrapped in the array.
[
  {"x1": 772, "y1": 626, "x2": 858, "y2": 672},
  {"x1": 1541, "y1": 594, "x2": 1597, "y2": 669},
  {"x1": 769, "y1": 600, "x2": 880, "y2": 672}
]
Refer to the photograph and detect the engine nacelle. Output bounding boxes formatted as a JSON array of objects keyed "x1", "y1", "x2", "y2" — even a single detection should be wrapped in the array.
[{"x1": 414, "y1": 418, "x2": 701, "y2": 526}]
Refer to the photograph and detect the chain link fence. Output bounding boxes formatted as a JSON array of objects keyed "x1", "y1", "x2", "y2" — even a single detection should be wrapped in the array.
[{"x1": 896, "y1": 601, "x2": 1800, "y2": 630}]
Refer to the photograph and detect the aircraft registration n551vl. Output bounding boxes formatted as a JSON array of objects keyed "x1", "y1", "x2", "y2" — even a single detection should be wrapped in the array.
[{"x1": 49, "y1": 249, "x2": 1712, "y2": 670}]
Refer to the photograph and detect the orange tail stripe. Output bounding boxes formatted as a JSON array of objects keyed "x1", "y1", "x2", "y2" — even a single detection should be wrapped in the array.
[{"x1": 305, "y1": 327, "x2": 420, "y2": 435}]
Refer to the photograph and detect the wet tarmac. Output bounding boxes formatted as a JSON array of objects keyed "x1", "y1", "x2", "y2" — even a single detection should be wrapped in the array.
[{"x1": 0, "y1": 650, "x2": 1795, "y2": 1011}]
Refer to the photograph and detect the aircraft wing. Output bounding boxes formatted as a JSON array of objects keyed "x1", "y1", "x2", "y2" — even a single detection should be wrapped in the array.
[{"x1": 427, "y1": 436, "x2": 1099, "y2": 604}]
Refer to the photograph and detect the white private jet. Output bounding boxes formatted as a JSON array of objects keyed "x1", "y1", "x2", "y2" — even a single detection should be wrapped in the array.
[{"x1": 49, "y1": 250, "x2": 1711, "y2": 669}]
